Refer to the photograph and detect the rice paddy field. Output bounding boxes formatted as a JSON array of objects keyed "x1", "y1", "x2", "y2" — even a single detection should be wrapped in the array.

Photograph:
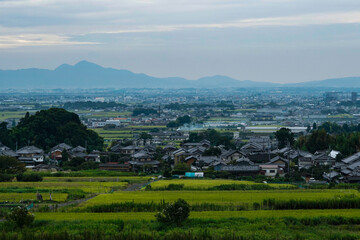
[
  {"x1": 34, "y1": 209, "x2": 360, "y2": 221},
  {"x1": 3, "y1": 178, "x2": 360, "y2": 239},
  {"x1": 42, "y1": 176, "x2": 149, "y2": 183},
  {"x1": 0, "y1": 181, "x2": 128, "y2": 194},
  {"x1": 0, "y1": 193, "x2": 68, "y2": 202},
  {"x1": 92, "y1": 125, "x2": 166, "y2": 140},
  {"x1": 79, "y1": 189, "x2": 359, "y2": 207},
  {"x1": 149, "y1": 179, "x2": 295, "y2": 190}
]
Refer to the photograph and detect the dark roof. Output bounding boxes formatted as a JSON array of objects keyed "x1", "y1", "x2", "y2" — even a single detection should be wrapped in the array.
[
  {"x1": 128, "y1": 160, "x2": 160, "y2": 166},
  {"x1": 221, "y1": 150, "x2": 244, "y2": 159},
  {"x1": 51, "y1": 143, "x2": 72, "y2": 152},
  {"x1": 71, "y1": 145, "x2": 86, "y2": 153},
  {"x1": 16, "y1": 146, "x2": 44, "y2": 155},
  {"x1": 342, "y1": 152, "x2": 360, "y2": 165},
  {"x1": 220, "y1": 165, "x2": 260, "y2": 172},
  {"x1": 269, "y1": 156, "x2": 289, "y2": 164},
  {"x1": 0, "y1": 149, "x2": 18, "y2": 157}
]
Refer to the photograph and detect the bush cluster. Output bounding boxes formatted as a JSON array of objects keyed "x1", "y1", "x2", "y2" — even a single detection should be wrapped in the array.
[{"x1": 16, "y1": 173, "x2": 43, "y2": 182}]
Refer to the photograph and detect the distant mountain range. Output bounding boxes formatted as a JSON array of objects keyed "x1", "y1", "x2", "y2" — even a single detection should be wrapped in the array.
[{"x1": 0, "y1": 60, "x2": 359, "y2": 89}]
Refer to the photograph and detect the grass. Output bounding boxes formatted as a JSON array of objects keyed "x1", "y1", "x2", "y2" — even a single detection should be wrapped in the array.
[
  {"x1": 34, "y1": 209, "x2": 360, "y2": 221},
  {"x1": 0, "y1": 182, "x2": 128, "y2": 194},
  {"x1": 80, "y1": 189, "x2": 359, "y2": 207},
  {"x1": 0, "y1": 193, "x2": 68, "y2": 202},
  {"x1": 42, "y1": 176, "x2": 149, "y2": 183},
  {"x1": 149, "y1": 179, "x2": 295, "y2": 190}
]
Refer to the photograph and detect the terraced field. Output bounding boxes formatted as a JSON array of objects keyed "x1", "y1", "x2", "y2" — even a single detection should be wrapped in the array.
[
  {"x1": 0, "y1": 181, "x2": 128, "y2": 193},
  {"x1": 43, "y1": 176, "x2": 148, "y2": 183},
  {"x1": 80, "y1": 189, "x2": 358, "y2": 207},
  {"x1": 149, "y1": 179, "x2": 295, "y2": 190},
  {"x1": 0, "y1": 193, "x2": 68, "y2": 202}
]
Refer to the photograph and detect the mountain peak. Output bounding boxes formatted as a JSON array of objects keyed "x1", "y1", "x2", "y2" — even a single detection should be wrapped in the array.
[{"x1": 74, "y1": 60, "x2": 101, "y2": 68}]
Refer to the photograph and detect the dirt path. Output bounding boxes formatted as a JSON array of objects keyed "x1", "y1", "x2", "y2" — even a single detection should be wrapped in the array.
[
  {"x1": 123, "y1": 181, "x2": 151, "y2": 191},
  {"x1": 48, "y1": 195, "x2": 97, "y2": 210}
]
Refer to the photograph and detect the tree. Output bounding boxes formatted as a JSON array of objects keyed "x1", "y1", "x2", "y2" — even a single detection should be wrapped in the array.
[
  {"x1": 313, "y1": 122, "x2": 317, "y2": 131},
  {"x1": 0, "y1": 108, "x2": 104, "y2": 152},
  {"x1": 6, "y1": 206, "x2": 34, "y2": 228},
  {"x1": 62, "y1": 149, "x2": 69, "y2": 162},
  {"x1": 139, "y1": 132, "x2": 152, "y2": 140},
  {"x1": 203, "y1": 147, "x2": 222, "y2": 156},
  {"x1": 155, "y1": 198, "x2": 190, "y2": 225},
  {"x1": 0, "y1": 156, "x2": 25, "y2": 175},
  {"x1": 275, "y1": 128, "x2": 294, "y2": 148},
  {"x1": 173, "y1": 162, "x2": 190, "y2": 172}
]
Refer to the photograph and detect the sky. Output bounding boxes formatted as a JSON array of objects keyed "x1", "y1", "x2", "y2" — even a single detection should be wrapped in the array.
[{"x1": 1, "y1": 0, "x2": 360, "y2": 83}]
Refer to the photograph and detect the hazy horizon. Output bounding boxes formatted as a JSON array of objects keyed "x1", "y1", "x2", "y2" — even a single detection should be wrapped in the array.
[{"x1": 1, "y1": 0, "x2": 360, "y2": 83}]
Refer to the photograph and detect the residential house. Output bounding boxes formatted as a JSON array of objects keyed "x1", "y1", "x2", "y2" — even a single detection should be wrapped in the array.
[
  {"x1": 16, "y1": 146, "x2": 44, "y2": 168},
  {"x1": 50, "y1": 143, "x2": 72, "y2": 160}
]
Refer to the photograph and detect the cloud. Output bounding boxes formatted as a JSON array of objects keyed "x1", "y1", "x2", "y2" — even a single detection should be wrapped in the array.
[
  {"x1": 0, "y1": 34, "x2": 98, "y2": 48},
  {"x1": 94, "y1": 11, "x2": 360, "y2": 34}
]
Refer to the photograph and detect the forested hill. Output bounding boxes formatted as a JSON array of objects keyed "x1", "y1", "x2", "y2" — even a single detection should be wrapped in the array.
[{"x1": 0, "y1": 108, "x2": 103, "y2": 152}]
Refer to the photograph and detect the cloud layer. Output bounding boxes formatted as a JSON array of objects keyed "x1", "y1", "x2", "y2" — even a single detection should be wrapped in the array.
[{"x1": 1, "y1": 0, "x2": 360, "y2": 83}]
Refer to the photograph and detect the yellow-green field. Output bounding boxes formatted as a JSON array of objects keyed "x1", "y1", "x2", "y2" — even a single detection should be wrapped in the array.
[
  {"x1": 149, "y1": 179, "x2": 295, "y2": 190},
  {"x1": 43, "y1": 176, "x2": 148, "y2": 183},
  {"x1": 34, "y1": 209, "x2": 360, "y2": 221},
  {"x1": 80, "y1": 189, "x2": 358, "y2": 207},
  {"x1": 0, "y1": 193, "x2": 68, "y2": 202},
  {"x1": 0, "y1": 181, "x2": 128, "y2": 193},
  {"x1": 0, "y1": 111, "x2": 36, "y2": 121}
]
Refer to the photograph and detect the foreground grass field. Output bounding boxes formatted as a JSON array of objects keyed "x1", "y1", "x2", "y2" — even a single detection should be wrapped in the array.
[
  {"x1": 80, "y1": 189, "x2": 359, "y2": 207},
  {"x1": 149, "y1": 179, "x2": 295, "y2": 190},
  {"x1": 34, "y1": 209, "x2": 360, "y2": 221}
]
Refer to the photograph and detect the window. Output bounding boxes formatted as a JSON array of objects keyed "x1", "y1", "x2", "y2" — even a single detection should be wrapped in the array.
[{"x1": 270, "y1": 170, "x2": 276, "y2": 173}]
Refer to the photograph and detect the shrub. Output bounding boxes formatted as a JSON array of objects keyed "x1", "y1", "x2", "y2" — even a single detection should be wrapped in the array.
[
  {"x1": 145, "y1": 184, "x2": 152, "y2": 191},
  {"x1": 166, "y1": 184, "x2": 184, "y2": 191},
  {"x1": 155, "y1": 198, "x2": 190, "y2": 226},
  {"x1": 0, "y1": 173, "x2": 13, "y2": 182},
  {"x1": 6, "y1": 206, "x2": 34, "y2": 228},
  {"x1": 16, "y1": 173, "x2": 43, "y2": 182}
]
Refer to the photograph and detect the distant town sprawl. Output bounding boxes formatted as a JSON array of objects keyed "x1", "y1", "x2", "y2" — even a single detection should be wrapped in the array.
[{"x1": 0, "y1": 88, "x2": 360, "y2": 183}]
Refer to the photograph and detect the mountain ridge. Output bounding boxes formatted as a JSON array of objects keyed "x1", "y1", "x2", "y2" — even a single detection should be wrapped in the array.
[{"x1": 0, "y1": 60, "x2": 359, "y2": 89}]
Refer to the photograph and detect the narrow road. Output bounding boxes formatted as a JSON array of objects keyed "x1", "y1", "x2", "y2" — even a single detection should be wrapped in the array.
[
  {"x1": 123, "y1": 181, "x2": 151, "y2": 191},
  {"x1": 48, "y1": 195, "x2": 97, "y2": 210}
]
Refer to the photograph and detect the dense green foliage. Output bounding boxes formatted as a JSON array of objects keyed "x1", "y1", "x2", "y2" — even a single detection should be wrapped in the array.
[
  {"x1": 0, "y1": 156, "x2": 25, "y2": 175},
  {"x1": 167, "y1": 115, "x2": 192, "y2": 128},
  {"x1": 0, "y1": 108, "x2": 103, "y2": 151},
  {"x1": 6, "y1": 206, "x2": 34, "y2": 228},
  {"x1": 132, "y1": 108, "x2": 157, "y2": 116},
  {"x1": 296, "y1": 128, "x2": 360, "y2": 155},
  {"x1": 155, "y1": 198, "x2": 190, "y2": 225},
  {"x1": 203, "y1": 147, "x2": 222, "y2": 156},
  {"x1": 187, "y1": 129, "x2": 234, "y2": 148},
  {"x1": 275, "y1": 128, "x2": 294, "y2": 148},
  {"x1": 262, "y1": 195, "x2": 360, "y2": 210},
  {"x1": 16, "y1": 173, "x2": 43, "y2": 182},
  {"x1": 63, "y1": 101, "x2": 126, "y2": 110}
]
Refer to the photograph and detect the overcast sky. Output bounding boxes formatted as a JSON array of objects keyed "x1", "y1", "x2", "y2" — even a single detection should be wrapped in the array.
[{"x1": 1, "y1": 0, "x2": 360, "y2": 83}]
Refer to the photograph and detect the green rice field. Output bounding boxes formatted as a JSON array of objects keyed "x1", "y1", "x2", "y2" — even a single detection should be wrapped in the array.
[
  {"x1": 0, "y1": 193, "x2": 68, "y2": 202},
  {"x1": 0, "y1": 181, "x2": 128, "y2": 193},
  {"x1": 80, "y1": 189, "x2": 358, "y2": 207},
  {"x1": 149, "y1": 179, "x2": 295, "y2": 190}
]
